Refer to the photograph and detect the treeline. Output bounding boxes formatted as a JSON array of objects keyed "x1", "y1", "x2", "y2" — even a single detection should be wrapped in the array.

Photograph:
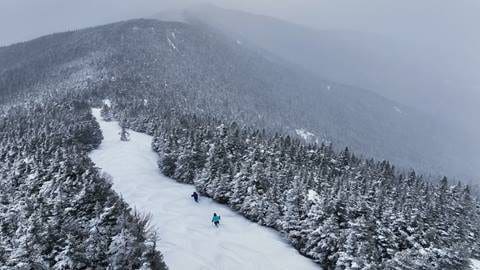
[
  {"x1": 0, "y1": 96, "x2": 167, "y2": 269},
  {"x1": 109, "y1": 95, "x2": 480, "y2": 269}
]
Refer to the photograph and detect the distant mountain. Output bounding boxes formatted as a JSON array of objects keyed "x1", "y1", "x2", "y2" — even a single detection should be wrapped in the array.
[
  {"x1": 159, "y1": 5, "x2": 421, "y2": 100},
  {"x1": 155, "y1": 6, "x2": 479, "y2": 180},
  {"x1": 0, "y1": 18, "x2": 472, "y2": 179},
  {"x1": 175, "y1": 4, "x2": 479, "y2": 126}
]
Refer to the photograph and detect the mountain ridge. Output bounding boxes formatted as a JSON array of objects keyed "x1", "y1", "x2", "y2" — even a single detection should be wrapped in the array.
[{"x1": 0, "y1": 18, "x2": 472, "y2": 180}]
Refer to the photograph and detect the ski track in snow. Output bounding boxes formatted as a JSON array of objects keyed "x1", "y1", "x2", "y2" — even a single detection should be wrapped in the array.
[{"x1": 89, "y1": 108, "x2": 320, "y2": 270}]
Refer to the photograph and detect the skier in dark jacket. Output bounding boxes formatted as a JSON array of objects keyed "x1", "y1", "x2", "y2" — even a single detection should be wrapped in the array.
[
  {"x1": 191, "y1": 191, "x2": 199, "y2": 203},
  {"x1": 212, "y1": 213, "x2": 221, "y2": 227}
]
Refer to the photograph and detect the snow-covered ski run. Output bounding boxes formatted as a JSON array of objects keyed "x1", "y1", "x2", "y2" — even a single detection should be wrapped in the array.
[
  {"x1": 89, "y1": 108, "x2": 319, "y2": 270},
  {"x1": 472, "y1": 259, "x2": 480, "y2": 270}
]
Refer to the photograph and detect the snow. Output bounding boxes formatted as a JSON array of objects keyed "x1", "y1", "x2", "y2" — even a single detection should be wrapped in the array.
[
  {"x1": 89, "y1": 109, "x2": 320, "y2": 270},
  {"x1": 296, "y1": 128, "x2": 316, "y2": 142},
  {"x1": 103, "y1": 99, "x2": 111, "y2": 107},
  {"x1": 307, "y1": 190, "x2": 320, "y2": 203},
  {"x1": 393, "y1": 106, "x2": 403, "y2": 114},
  {"x1": 236, "y1": 40, "x2": 242, "y2": 45},
  {"x1": 167, "y1": 37, "x2": 178, "y2": 51},
  {"x1": 472, "y1": 259, "x2": 480, "y2": 270}
]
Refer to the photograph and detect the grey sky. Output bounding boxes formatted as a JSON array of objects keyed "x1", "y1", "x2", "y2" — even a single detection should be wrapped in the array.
[{"x1": 2, "y1": 0, "x2": 479, "y2": 46}]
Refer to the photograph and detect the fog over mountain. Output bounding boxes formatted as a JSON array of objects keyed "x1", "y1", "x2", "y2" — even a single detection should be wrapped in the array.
[{"x1": 1, "y1": 0, "x2": 478, "y2": 181}]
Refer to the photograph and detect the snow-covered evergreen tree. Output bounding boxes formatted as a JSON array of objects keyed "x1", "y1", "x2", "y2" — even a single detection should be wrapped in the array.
[
  {"x1": 105, "y1": 93, "x2": 480, "y2": 269},
  {"x1": 0, "y1": 98, "x2": 168, "y2": 269}
]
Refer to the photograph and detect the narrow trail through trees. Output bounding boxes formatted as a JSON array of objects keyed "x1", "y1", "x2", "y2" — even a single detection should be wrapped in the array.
[{"x1": 89, "y1": 108, "x2": 319, "y2": 270}]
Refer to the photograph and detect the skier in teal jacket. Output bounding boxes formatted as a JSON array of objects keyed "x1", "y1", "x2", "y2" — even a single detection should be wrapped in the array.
[{"x1": 212, "y1": 213, "x2": 221, "y2": 227}]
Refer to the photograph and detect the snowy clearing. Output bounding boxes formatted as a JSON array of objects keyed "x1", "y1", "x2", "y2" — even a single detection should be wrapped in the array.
[
  {"x1": 472, "y1": 259, "x2": 480, "y2": 270},
  {"x1": 296, "y1": 128, "x2": 316, "y2": 141},
  {"x1": 89, "y1": 108, "x2": 320, "y2": 270}
]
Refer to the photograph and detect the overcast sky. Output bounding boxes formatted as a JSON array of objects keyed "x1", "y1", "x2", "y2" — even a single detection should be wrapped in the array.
[{"x1": 1, "y1": 0, "x2": 479, "y2": 46}]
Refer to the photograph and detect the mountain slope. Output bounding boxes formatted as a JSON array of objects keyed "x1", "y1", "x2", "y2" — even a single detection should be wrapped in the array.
[
  {"x1": 0, "y1": 97, "x2": 168, "y2": 269},
  {"x1": 180, "y1": 4, "x2": 480, "y2": 136},
  {"x1": 1, "y1": 19, "x2": 479, "y2": 269},
  {"x1": 159, "y1": 5, "x2": 479, "y2": 180},
  {"x1": 0, "y1": 18, "x2": 466, "y2": 178},
  {"x1": 90, "y1": 108, "x2": 319, "y2": 270}
]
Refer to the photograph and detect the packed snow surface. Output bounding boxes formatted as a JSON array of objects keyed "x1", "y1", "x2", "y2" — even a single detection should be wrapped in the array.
[
  {"x1": 89, "y1": 109, "x2": 320, "y2": 270},
  {"x1": 472, "y1": 259, "x2": 480, "y2": 270}
]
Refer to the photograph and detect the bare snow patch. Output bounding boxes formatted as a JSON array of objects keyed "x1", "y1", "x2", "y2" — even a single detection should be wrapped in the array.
[
  {"x1": 167, "y1": 37, "x2": 178, "y2": 51},
  {"x1": 307, "y1": 190, "x2": 321, "y2": 203},
  {"x1": 393, "y1": 106, "x2": 403, "y2": 114},
  {"x1": 296, "y1": 129, "x2": 316, "y2": 142},
  {"x1": 471, "y1": 259, "x2": 480, "y2": 270}
]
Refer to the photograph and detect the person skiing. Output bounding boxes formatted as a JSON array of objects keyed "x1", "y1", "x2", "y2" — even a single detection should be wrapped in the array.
[
  {"x1": 191, "y1": 191, "x2": 199, "y2": 203},
  {"x1": 212, "y1": 213, "x2": 221, "y2": 227}
]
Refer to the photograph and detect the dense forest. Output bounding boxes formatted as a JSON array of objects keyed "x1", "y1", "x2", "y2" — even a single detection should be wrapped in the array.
[
  {"x1": 106, "y1": 93, "x2": 480, "y2": 269},
  {"x1": 1, "y1": 18, "x2": 479, "y2": 269},
  {"x1": 0, "y1": 94, "x2": 167, "y2": 269},
  {"x1": 0, "y1": 19, "x2": 472, "y2": 180}
]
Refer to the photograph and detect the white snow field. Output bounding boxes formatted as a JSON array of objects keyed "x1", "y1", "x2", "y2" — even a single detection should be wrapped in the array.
[
  {"x1": 89, "y1": 109, "x2": 320, "y2": 270},
  {"x1": 472, "y1": 259, "x2": 480, "y2": 270}
]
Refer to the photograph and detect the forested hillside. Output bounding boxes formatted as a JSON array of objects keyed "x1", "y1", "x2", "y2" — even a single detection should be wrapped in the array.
[
  {"x1": 0, "y1": 18, "x2": 463, "y2": 180},
  {"x1": 106, "y1": 92, "x2": 480, "y2": 269},
  {"x1": 0, "y1": 95, "x2": 167, "y2": 268}
]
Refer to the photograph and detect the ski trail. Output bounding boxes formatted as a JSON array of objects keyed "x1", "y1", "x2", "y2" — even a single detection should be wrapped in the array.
[
  {"x1": 89, "y1": 109, "x2": 320, "y2": 270},
  {"x1": 472, "y1": 259, "x2": 480, "y2": 270}
]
